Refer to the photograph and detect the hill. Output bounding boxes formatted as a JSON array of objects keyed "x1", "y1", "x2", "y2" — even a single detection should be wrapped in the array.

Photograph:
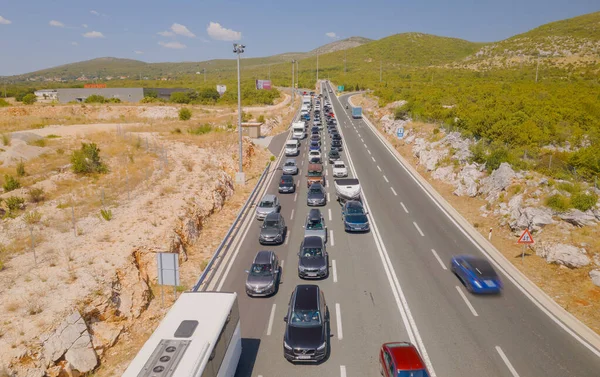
[{"x1": 308, "y1": 36, "x2": 373, "y2": 55}]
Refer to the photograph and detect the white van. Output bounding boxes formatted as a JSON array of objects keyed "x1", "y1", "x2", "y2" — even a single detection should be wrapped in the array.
[
  {"x1": 285, "y1": 140, "x2": 300, "y2": 156},
  {"x1": 292, "y1": 122, "x2": 306, "y2": 140}
]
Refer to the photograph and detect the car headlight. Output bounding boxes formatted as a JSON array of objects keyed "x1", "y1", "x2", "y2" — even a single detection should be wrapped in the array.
[
  {"x1": 319, "y1": 265, "x2": 327, "y2": 271},
  {"x1": 265, "y1": 281, "x2": 274, "y2": 289},
  {"x1": 317, "y1": 342, "x2": 327, "y2": 351},
  {"x1": 298, "y1": 265, "x2": 306, "y2": 271},
  {"x1": 275, "y1": 234, "x2": 282, "y2": 240},
  {"x1": 284, "y1": 340, "x2": 292, "y2": 350},
  {"x1": 473, "y1": 280, "x2": 482, "y2": 288}
]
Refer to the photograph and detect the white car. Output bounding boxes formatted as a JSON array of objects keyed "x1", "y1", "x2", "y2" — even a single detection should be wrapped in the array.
[
  {"x1": 332, "y1": 161, "x2": 348, "y2": 177},
  {"x1": 308, "y1": 150, "x2": 321, "y2": 161}
]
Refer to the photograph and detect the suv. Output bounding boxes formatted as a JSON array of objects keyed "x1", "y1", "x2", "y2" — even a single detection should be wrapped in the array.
[
  {"x1": 331, "y1": 139, "x2": 343, "y2": 151},
  {"x1": 303, "y1": 208, "x2": 327, "y2": 243},
  {"x1": 245, "y1": 250, "x2": 281, "y2": 297},
  {"x1": 379, "y1": 342, "x2": 431, "y2": 377},
  {"x1": 297, "y1": 236, "x2": 328, "y2": 279},
  {"x1": 259, "y1": 212, "x2": 287, "y2": 244},
  {"x1": 283, "y1": 285, "x2": 330, "y2": 363},
  {"x1": 328, "y1": 149, "x2": 340, "y2": 163},
  {"x1": 342, "y1": 200, "x2": 370, "y2": 232},
  {"x1": 256, "y1": 194, "x2": 281, "y2": 220},
  {"x1": 279, "y1": 175, "x2": 296, "y2": 193}
]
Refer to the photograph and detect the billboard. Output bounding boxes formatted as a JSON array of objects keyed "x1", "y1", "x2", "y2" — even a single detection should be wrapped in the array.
[
  {"x1": 84, "y1": 83, "x2": 107, "y2": 88},
  {"x1": 255, "y1": 79, "x2": 272, "y2": 90},
  {"x1": 216, "y1": 85, "x2": 226, "y2": 95}
]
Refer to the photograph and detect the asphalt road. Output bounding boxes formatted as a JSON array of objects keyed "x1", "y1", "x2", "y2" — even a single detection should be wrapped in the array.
[{"x1": 208, "y1": 83, "x2": 600, "y2": 377}]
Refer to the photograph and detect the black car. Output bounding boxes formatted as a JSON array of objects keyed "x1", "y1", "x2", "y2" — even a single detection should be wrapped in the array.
[
  {"x1": 259, "y1": 212, "x2": 288, "y2": 244},
  {"x1": 298, "y1": 236, "x2": 329, "y2": 279},
  {"x1": 279, "y1": 175, "x2": 296, "y2": 193},
  {"x1": 331, "y1": 139, "x2": 343, "y2": 150},
  {"x1": 341, "y1": 200, "x2": 370, "y2": 232},
  {"x1": 332, "y1": 133, "x2": 342, "y2": 141},
  {"x1": 311, "y1": 126, "x2": 320, "y2": 134},
  {"x1": 307, "y1": 183, "x2": 326, "y2": 206},
  {"x1": 246, "y1": 250, "x2": 281, "y2": 296},
  {"x1": 328, "y1": 149, "x2": 340, "y2": 163},
  {"x1": 283, "y1": 285, "x2": 330, "y2": 363}
]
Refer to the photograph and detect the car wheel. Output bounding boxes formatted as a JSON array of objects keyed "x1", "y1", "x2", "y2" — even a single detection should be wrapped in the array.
[{"x1": 379, "y1": 362, "x2": 384, "y2": 376}]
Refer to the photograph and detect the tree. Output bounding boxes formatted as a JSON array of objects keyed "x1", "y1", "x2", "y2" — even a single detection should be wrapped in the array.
[
  {"x1": 71, "y1": 143, "x2": 108, "y2": 174},
  {"x1": 22, "y1": 93, "x2": 37, "y2": 105}
]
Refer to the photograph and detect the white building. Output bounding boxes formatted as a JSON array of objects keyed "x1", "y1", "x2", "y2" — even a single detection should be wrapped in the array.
[{"x1": 34, "y1": 89, "x2": 58, "y2": 102}]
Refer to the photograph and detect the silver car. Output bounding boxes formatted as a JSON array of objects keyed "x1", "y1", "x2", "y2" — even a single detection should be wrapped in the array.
[
  {"x1": 303, "y1": 208, "x2": 327, "y2": 243},
  {"x1": 282, "y1": 159, "x2": 298, "y2": 175},
  {"x1": 256, "y1": 194, "x2": 281, "y2": 220},
  {"x1": 245, "y1": 250, "x2": 280, "y2": 297}
]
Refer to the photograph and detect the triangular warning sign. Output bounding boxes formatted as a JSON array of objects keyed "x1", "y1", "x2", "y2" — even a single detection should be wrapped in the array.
[{"x1": 517, "y1": 229, "x2": 535, "y2": 244}]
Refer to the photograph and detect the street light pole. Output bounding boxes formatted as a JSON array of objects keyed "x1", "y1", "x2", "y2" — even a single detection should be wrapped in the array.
[
  {"x1": 234, "y1": 43, "x2": 246, "y2": 184},
  {"x1": 291, "y1": 60, "x2": 295, "y2": 107},
  {"x1": 316, "y1": 52, "x2": 319, "y2": 83}
]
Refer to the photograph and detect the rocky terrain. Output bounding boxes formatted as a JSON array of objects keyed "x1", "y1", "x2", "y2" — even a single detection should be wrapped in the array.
[{"x1": 351, "y1": 93, "x2": 600, "y2": 334}]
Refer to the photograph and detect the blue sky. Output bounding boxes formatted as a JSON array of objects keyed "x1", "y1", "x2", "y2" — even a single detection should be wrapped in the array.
[{"x1": 0, "y1": 0, "x2": 597, "y2": 75}]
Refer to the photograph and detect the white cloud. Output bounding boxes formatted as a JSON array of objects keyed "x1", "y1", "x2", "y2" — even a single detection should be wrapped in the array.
[
  {"x1": 325, "y1": 32, "x2": 338, "y2": 39},
  {"x1": 171, "y1": 23, "x2": 195, "y2": 37},
  {"x1": 157, "y1": 30, "x2": 175, "y2": 37},
  {"x1": 0, "y1": 15, "x2": 12, "y2": 25},
  {"x1": 82, "y1": 24, "x2": 88, "y2": 28},
  {"x1": 159, "y1": 41, "x2": 186, "y2": 49},
  {"x1": 134, "y1": 50, "x2": 143, "y2": 54},
  {"x1": 71, "y1": 41, "x2": 79, "y2": 46},
  {"x1": 90, "y1": 10, "x2": 100, "y2": 16},
  {"x1": 83, "y1": 31, "x2": 105, "y2": 38},
  {"x1": 207, "y1": 22, "x2": 241, "y2": 41},
  {"x1": 49, "y1": 20, "x2": 65, "y2": 27}
]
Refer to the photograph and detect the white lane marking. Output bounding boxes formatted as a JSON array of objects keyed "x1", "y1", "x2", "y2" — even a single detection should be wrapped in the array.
[
  {"x1": 301, "y1": 160, "x2": 304, "y2": 166},
  {"x1": 326, "y1": 169, "x2": 328, "y2": 176},
  {"x1": 280, "y1": 259, "x2": 284, "y2": 270},
  {"x1": 327, "y1": 192, "x2": 331, "y2": 202},
  {"x1": 298, "y1": 168, "x2": 302, "y2": 176},
  {"x1": 363, "y1": 143, "x2": 367, "y2": 148},
  {"x1": 330, "y1": 230, "x2": 335, "y2": 246},
  {"x1": 456, "y1": 286, "x2": 479, "y2": 316},
  {"x1": 371, "y1": 156, "x2": 376, "y2": 162},
  {"x1": 340, "y1": 365, "x2": 347, "y2": 377},
  {"x1": 328, "y1": 208, "x2": 332, "y2": 221},
  {"x1": 290, "y1": 209, "x2": 295, "y2": 220},
  {"x1": 377, "y1": 165, "x2": 381, "y2": 172},
  {"x1": 335, "y1": 303, "x2": 343, "y2": 340},
  {"x1": 285, "y1": 231, "x2": 291, "y2": 245},
  {"x1": 390, "y1": 187, "x2": 397, "y2": 196},
  {"x1": 496, "y1": 346, "x2": 521, "y2": 377},
  {"x1": 361, "y1": 138, "x2": 364, "y2": 143},
  {"x1": 367, "y1": 149, "x2": 371, "y2": 155},
  {"x1": 357, "y1": 133, "x2": 361, "y2": 137},
  {"x1": 267, "y1": 304, "x2": 277, "y2": 336},
  {"x1": 383, "y1": 175, "x2": 389, "y2": 183},
  {"x1": 332, "y1": 259, "x2": 338, "y2": 282},
  {"x1": 400, "y1": 202, "x2": 409, "y2": 213},
  {"x1": 431, "y1": 249, "x2": 447, "y2": 270},
  {"x1": 294, "y1": 193, "x2": 297, "y2": 202},
  {"x1": 413, "y1": 222, "x2": 424, "y2": 237}
]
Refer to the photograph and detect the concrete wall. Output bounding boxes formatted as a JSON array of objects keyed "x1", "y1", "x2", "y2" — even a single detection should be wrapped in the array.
[{"x1": 56, "y1": 88, "x2": 144, "y2": 103}]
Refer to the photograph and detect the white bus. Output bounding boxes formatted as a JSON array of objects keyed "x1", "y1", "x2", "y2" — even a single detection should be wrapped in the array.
[{"x1": 122, "y1": 292, "x2": 241, "y2": 377}]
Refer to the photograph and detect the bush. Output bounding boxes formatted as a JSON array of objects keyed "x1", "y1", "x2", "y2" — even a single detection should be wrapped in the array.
[
  {"x1": 71, "y1": 143, "x2": 108, "y2": 174},
  {"x1": 0, "y1": 98, "x2": 10, "y2": 107},
  {"x1": 571, "y1": 192, "x2": 598, "y2": 212},
  {"x1": 546, "y1": 194, "x2": 570, "y2": 212},
  {"x1": 28, "y1": 188, "x2": 45, "y2": 203},
  {"x1": 257, "y1": 114, "x2": 265, "y2": 123},
  {"x1": 188, "y1": 124, "x2": 213, "y2": 135},
  {"x1": 140, "y1": 96, "x2": 164, "y2": 103},
  {"x1": 100, "y1": 208, "x2": 113, "y2": 221},
  {"x1": 394, "y1": 107, "x2": 409, "y2": 120},
  {"x1": 1, "y1": 134, "x2": 9, "y2": 146},
  {"x1": 3, "y1": 175, "x2": 20, "y2": 192},
  {"x1": 179, "y1": 108, "x2": 192, "y2": 121},
  {"x1": 22, "y1": 93, "x2": 37, "y2": 105},
  {"x1": 5, "y1": 196, "x2": 24, "y2": 212},
  {"x1": 32, "y1": 139, "x2": 46, "y2": 147},
  {"x1": 84, "y1": 95, "x2": 107, "y2": 104},
  {"x1": 16, "y1": 161, "x2": 26, "y2": 177},
  {"x1": 24, "y1": 210, "x2": 42, "y2": 225},
  {"x1": 170, "y1": 92, "x2": 190, "y2": 104},
  {"x1": 107, "y1": 98, "x2": 121, "y2": 103},
  {"x1": 145, "y1": 89, "x2": 158, "y2": 98}
]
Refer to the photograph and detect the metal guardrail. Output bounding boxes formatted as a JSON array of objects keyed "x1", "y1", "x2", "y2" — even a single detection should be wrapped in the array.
[{"x1": 192, "y1": 161, "x2": 271, "y2": 292}]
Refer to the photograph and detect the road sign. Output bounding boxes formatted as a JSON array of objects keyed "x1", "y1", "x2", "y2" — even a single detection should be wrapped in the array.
[
  {"x1": 396, "y1": 126, "x2": 405, "y2": 139},
  {"x1": 157, "y1": 252, "x2": 180, "y2": 286},
  {"x1": 338, "y1": 85, "x2": 344, "y2": 92},
  {"x1": 216, "y1": 85, "x2": 226, "y2": 95},
  {"x1": 517, "y1": 229, "x2": 534, "y2": 244}
]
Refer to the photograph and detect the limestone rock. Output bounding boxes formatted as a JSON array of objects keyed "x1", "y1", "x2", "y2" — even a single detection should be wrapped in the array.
[
  {"x1": 432, "y1": 166, "x2": 456, "y2": 183},
  {"x1": 419, "y1": 148, "x2": 448, "y2": 171},
  {"x1": 91, "y1": 322, "x2": 123, "y2": 351},
  {"x1": 453, "y1": 163, "x2": 483, "y2": 197},
  {"x1": 42, "y1": 312, "x2": 89, "y2": 363},
  {"x1": 111, "y1": 249, "x2": 152, "y2": 320},
  {"x1": 590, "y1": 270, "x2": 600, "y2": 287},
  {"x1": 479, "y1": 163, "x2": 516, "y2": 197},
  {"x1": 65, "y1": 335, "x2": 97, "y2": 374},
  {"x1": 535, "y1": 243, "x2": 590, "y2": 268},
  {"x1": 559, "y1": 209, "x2": 597, "y2": 227},
  {"x1": 510, "y1": 207, "x2": 554, "y2": 231}
]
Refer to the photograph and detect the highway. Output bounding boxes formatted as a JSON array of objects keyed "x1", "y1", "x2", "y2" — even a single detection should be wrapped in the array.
[{"x1": 204, "y1": 82, "x2": 600, "y2": 377}]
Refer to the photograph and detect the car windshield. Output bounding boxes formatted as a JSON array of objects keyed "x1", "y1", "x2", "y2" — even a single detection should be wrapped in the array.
[
  {"x1": 335, "y1": 163, "x2": 345, "y2": 169},
  {"x1": 285, "y1": 161, "x2": 295, "y2": 166},
  {"x1": 469, "y1": 259, "x2": 497, "y2": 278},
  {"x1": 259, "y1": 200, "x2": 274, "y2": 208},
  {"x1": 308, "y1": 170, "x2": 322, "y2": 176},
  {"x1": 309, "y1": 187, "x2": 322, "y2": 194},
  {"x1": 263, "y1": 220, "x2": 278, "y2": 228},
  {"x1": 250, "y1": 263, "x2": 272, "y2": 276},
  {"x1": 346, "y1": 205, "x2": 364, "y2": 214},
  {"x1": 398, "y1": 371, "x2": 429, "y2": 377},
  {"x1": 330, "y1": 152, "x2": 339, "y2": 156},
  {"x1": 306, "y1": 220, "x2": 323, "y2": 230},
  {"x1": 290, "y1": 309, "x2": 321, "y2": 327},
  {"x1": 302, "y1": 248, "x2": 323, "y2": 257}
]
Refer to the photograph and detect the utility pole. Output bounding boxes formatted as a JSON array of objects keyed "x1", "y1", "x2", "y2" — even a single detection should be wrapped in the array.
[
  {"x1": 316, "y1": 52, "x2": 319, "y2": 83},
  {"x1": 291, "y1": 60, "x2": 295, "y2": 107},
  {"x1": 535, "y1": 57, "x2": 540, "y2": 83},
  {"x1": 234, "y1": 43, "x2": 246, "y2": 184}
]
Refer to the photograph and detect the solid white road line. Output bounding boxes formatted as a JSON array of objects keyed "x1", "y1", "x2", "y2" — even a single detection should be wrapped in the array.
[
  {"x1": 327, "y1": 192, "x2": 331, "y2": 202},
  {"x1": 280, "y1": 259, "x2": 284, "y2": 270},
  {"x1": 390, "y1": 187, "x2": 398, "y2": 196},
  {"x1": 285, "y1": 231, "x2": 291, "y2": 245},
  {"x1": 328, "y1": 208, "x2": 332, "y2": 221},
  {"x1": 290, "y1": 209, "x2": 295, "y2": 220},
  {"x1": 267, "y1": 304, "x2": 277, "y2": 336},
  {"x1": 496, "y1": 346, "x2": 521, "y2": 377},
  {"x1": 431, "y1": 249, "x2": 447, "y2": 270},
  {"x1": 383, "y1": 175, "x2": 389, "y2": 183},
  {"x1": 340, "y1": 365, "x2": 347, "y2": 377},
  {"x1": 400, "y1": 202, "x2": 409, "y2": 213},
  {"x1": 377, "y1": 165, "x2": 382, "y2": 172},
  {"x1": 335, "y1": 303, "x2": 343, "y2": 340},
  {"x1": 367, "y1": 149, "x2": 372, "y2": 155},
  {"x1": 363, "y1": 143, "x2": 367, "y2": 148},
  {"x1": 371, "y1": 156, "x2": 376, "y2": 162},
  {"x1": 330, "y1": 230, "x2": 335, "y2": 246},
  {"x1": 332, "y1": 259, "x2": 338, "y2": 282},
  {"x1": 413, "y1": 221, "x2": 424, "y2": 237},
  {"x1": 456, "y1": 286, "x2": 479, "y2": 317},
  {"x1": 294, "y1": 193, "x2": 298, "y2": 202}
]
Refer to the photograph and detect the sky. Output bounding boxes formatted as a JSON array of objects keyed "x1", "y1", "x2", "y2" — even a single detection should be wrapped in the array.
[{"x1": 0, "y1": 0, "x2": 597, "y2": 76}]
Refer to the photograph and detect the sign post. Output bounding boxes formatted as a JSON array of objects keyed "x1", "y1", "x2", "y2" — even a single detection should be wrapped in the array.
[
  {"x1": 517, "y1": 229, "x2": 535, "y2": 262},
  {"x1": 396, "y1": 126, "x2": 405, "y2": 139},
  {"x1": 156, "y1": 252, "x2": 180, "y2": 306}
]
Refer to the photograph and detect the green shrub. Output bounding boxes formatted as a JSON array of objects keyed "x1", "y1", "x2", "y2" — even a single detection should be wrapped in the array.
[
  {"x1": 188, "y1": 124, "x2": 213, "y2": 135},
  {"x1": 171, "y1": 127, "x2": 182, "y2": 134},
  {"x1": 179, "y1": 108, "x2": 192, "y2": 121},
  {"x1": 84, "y1": 95, "x2": 107, "y2": 104},
  {"x1": 22, "y1": 93, "x2": 37, "y2": 105},
  {"x1": 557, "y1": 181, "x2": 580, "y2": 195},
  {"x1": 5, "y1": 196, "x2": 24, "y2": 212},
  {"x1": 394, "y1": 107, "x2": 409, "y2": 120},
  {"x1": 3, "y1": 175, "x2": 21, "y2": 192},
  {"x1": 257, "y1": 114, "x2": 265, "y2": 123},
  {"x1": 0, "y1": 98, "x2": 10, "y2": 107},
  {"x1": 486, "y1": 148, "x2": 509, "y2": 172},
  {"x1": 32, "y1": 139, "x2": 46, "y2": 147},
  {"x1": 1, "y1": 134, "x2": 9, "y2": 146},
  {"x1": 45, "y1": 134, "x2": 60, "y2": 139},
  {"x1": 141, "y1": 96, "x2": 164, "y2": 103},
  {"x1": 107, "y1": 98, "x2": 121, "y2": 103},
  {"x1": 16, "y1": 161, "x2": 26, "y2": 177},
  {"x1": 70, "y1": 143, "x2": 108, "y2": 174},
  {"x1": 170, "y1": 92, "x2": 190, "y2": 104},
  {"x1": 571, "y1": 192, "x2": 598, "y2": 212},
  {"x1": 100, "y1": 208, "x2": 113, "y2": 221},
  {"x1": 270, "y1": 155, "x2": 275, "y2": 161},
  {"x1": 24, "y1": 210, "x2": 42, "y2": 225},
  {"x1": 28, "y1": 188, "x2": 45, "y2": 203},
  {"x1": 546, "y1": 194, "x2": 570, "y2": 212}
]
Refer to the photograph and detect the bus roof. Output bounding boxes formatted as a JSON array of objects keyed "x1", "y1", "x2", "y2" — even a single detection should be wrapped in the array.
[{"x1": 122, "y1": 291, "x2": 237, "y2": 377}]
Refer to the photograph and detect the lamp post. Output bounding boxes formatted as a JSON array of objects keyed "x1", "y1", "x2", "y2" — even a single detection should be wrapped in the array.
[
  {"x1": 291, "y1": 60, "x2": 296, "y2": 108},
  {"x1": 234, "y1": 43, "x2": 246, "y2": 184}
]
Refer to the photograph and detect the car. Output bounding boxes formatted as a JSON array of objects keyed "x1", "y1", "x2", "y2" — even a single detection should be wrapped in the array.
[
  {"x1": 332, "y1": 133, "x2": 342, "y2": 141},
  {"x1": 311, "y1": 126, "x2": 320, "y2": 134},
  {"x1": 309, "y1": 156, "x2": 322, "y2": 164},
  {"x1": 279, "y1": 174, "x2": 296, "y2": 193},
  {"x1": 331, "y1": 139, "x2": 343, "y2": 150},
  {"x1": 303, "y1": 208, "x2": 327, "y2": 243},
  {"x1": 282, "y1": 158, "x2": 298, "y2": 175},
  {"x1": 297, "y1": 236, "x2": 329, "y2": 279},
  {"x1": 255, "y1": 194, "x2": 281, "y2": 220},
  {"x1": 309, "y1": 141, "x2": 321, "y2": 152},
  {"x1": 329, "y1": 89, "x2": 332, "y2": 93},
  {"x1": 308, "y1": 150, "x2": 321, "y2": 161},
  {"x1": 245, "y1": 250, "x2": 281, "y2": 297},
  {"x1": 332, "y1": 161, "x2": 348, "y2": 177},
  {"x1": 341, "y1": 200, "x2": 370, "y2": 232},
  {"x1": 450, "y1": 255, "x2": 503, "y2": 294},
  {"x1": 307, "y1": 183, "x2": 326, "y2": 206},
  {"x1": 259, "y1": 212, "x2": 287, "y2": 245},
  {"x1": 310, "y1": 134, "x2": 321, "y2": 143},
  {"x1": 283, "y1": 285, "x2": 329, "y2": 363},
  {"x1": 379, "y1": 342, "x2": 431, "y2": 377},
  {"x1": 328, "y1": 149, "x2": 340, "y2": 163}
]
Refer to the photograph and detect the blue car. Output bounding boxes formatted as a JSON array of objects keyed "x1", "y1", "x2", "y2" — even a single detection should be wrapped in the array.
[
  {"x1": 309, "y1": 141, "x2": 321, "y2": 152},
  {"x1": 341, "y1": 200, "x2": 370, "y2": 232},
  {"x1": 450, "y1": 255, "x2": 503, "y2": 294}
]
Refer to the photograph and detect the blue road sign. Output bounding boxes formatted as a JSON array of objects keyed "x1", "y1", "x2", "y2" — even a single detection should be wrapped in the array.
[{"x1": 397, "y1": 127, "x2": 405, "y2": 139}]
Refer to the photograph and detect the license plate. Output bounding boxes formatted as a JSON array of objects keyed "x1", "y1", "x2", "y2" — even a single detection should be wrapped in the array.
[
  {"x1": 307, "y1": 273, "x2": 317, "y2": 277},
  {"x1": 296, "y1": 355, "x2": 311, "y2": 360},
  {"x1": 484, "y1": 280, "x2": 496, "y2": 287}
]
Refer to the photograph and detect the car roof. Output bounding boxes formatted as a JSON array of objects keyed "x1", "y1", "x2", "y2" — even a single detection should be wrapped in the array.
[
  {"x1": 307, "y1": 208, "x2": 322, "y2": 221},
  {"x1": 334, "y1": 161, "x2": 345, "y2": 165},
  {"x1": 384, "y1": 342, "x2": 426, "y2": 371},
  {"x1": 294, "y1": 285, "x2": 320, "y2": 310},
  {"x1": 329, "y1": 150, "x2": 339, "y2": 155},
  {"x1": 261, "y1": 194, "x2": 276, "y2": 201},
  {"x1": 264, "y1": 212, "x2": 281, "y2": 221},
  {"x1": 280, "y1": 175, "x2": 293, "y2": 181},
  {"x1": 254, "y1": 250, "x2": 273, "y2": 264},
  {"x1": 346, "y1": 200, "x2": 363, "y2": 208},
  {"x1": 285, "y1": 158, "x2": 296, "y2": 164},
  {"x1": 303, "y1": 236, "x2": 324, "y2": 248},
  {"x1": 459, "y1": 256, "x2": 496, "y2": 275}
]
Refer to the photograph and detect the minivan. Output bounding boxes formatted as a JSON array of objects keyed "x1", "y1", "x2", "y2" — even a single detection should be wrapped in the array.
[{"x1": 285, "y1": 140, "x2": 300, "y2": 156}]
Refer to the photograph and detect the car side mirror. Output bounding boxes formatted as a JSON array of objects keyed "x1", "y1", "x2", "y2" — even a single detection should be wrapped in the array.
[
  {"x1": 365, "y1": 212, "x2": 369, "y2": 215},
  {"x1": 283, "y1": 316, "x2": 288, "y2": 323},
  {"x1": 244, "y1": 270, "x2": 249, "y2": 274},
  {"x1": 302, "y1": 225, "x2": 305, "y2": 228}
]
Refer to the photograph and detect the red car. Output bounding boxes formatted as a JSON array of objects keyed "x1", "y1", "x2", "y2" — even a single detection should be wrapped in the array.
[{"x1": 379, "y1": 342, "x2": 430, "y2": 377}]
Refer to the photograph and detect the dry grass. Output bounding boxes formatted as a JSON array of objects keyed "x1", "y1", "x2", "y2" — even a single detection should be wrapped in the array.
[{"x1": 5, "y1": 301, "x2": 20, "y2": 313}]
